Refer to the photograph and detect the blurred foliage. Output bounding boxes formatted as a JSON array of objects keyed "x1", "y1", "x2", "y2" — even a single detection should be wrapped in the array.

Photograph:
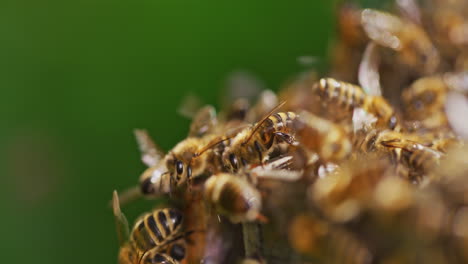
[{"x1": 0, "y1": 0, "x2": 333, "y2": 263}]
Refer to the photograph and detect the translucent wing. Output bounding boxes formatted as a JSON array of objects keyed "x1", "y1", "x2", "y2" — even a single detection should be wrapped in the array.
[
  {"x1": 188, "y1": 105, "x2": 218, "y2": 138},
  {"x1": 222, "y1": 70, "x2": 265, "y2": 107},
  {"x1": 134, "y1": 129, "x2": 165, "y2": 167},
  {"x1": 444, "y1": 72, "x2": 468, "y2": 95},
  {"x1": 246, "y1": 89, "x2": 279, "y2": 123},
  {"x1": 358, "y1": 42, "x2": 382, "y2": 96},
  {"x1": 445, "y1": 91, "x2": 468, "y2": 140},
  {"x1": 177, "y1": 93, "x2": 203, "y2": 119},
  {"x1": 112, "y1": 190, "x2": 130, "y2": 246},
  {"x1": 396, "y1": 0, "x2": 421, "y2": 25},
  {"x1": 361, "y1": 9, "x2": 404, "y2": 50},
  {"x1": 250, "y1": 156, "x2": 302, "y2": 182}
]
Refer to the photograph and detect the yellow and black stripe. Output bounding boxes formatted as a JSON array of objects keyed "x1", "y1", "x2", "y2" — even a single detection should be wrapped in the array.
[
  {"x1": 316, "y1": 78, "x2": 400, "y2": 130},
  {"x1": 259, "y1": 111, "x2": 297, "y2": 148},
  {"x1": 315, "y1": 78, "x2": 365, "y2": 110},
  {"x1": 130, "y1": 208, "x2": 183, "y2": 252}
]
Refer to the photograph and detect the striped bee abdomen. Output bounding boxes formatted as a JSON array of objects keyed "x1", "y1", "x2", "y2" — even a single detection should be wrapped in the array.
[{"x1": 131, "y1": 209, "x2": 183, "y2": 251}]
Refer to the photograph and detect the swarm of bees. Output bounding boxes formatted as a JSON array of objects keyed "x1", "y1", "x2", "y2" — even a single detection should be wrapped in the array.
[{"x1": 111, "y1": 0, "x2": 468, "y2": 263}]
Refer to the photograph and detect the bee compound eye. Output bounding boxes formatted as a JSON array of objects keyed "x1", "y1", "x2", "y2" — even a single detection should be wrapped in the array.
[
  {"x1": 140, "y1": 177, "x2": 155, "y2": 195},
  {"x1": 169, "y1": 244, "x2": 186, "y2": 260},
  {"x1": 229, "y1": 153, "x2": 238, "y2": 169},
  {"x1": 175, "y1": 160, "x2": 184, "y2": 175}
]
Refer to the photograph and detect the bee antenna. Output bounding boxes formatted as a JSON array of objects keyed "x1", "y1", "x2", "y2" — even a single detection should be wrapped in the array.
[
  {"x1": 242, "y1": 101, "x2": 286, "y2": 146},
  {"x1": 194, "y1": 137, "x2": 232, "y2": 158}
]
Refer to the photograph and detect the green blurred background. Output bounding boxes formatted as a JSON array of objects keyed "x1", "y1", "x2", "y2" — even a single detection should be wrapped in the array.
[{"x1": 0, "y1": 1, "x2": 338, "y2": 263}]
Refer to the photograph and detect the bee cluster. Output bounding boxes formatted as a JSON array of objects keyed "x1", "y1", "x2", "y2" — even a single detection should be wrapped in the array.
[{"x1": 112, "y1": 1, "x2": 468, "y2": 263}]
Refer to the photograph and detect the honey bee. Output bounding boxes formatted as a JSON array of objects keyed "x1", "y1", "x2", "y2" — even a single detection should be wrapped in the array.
[
  {"x1": 314, "y1": 78, "x2": 400, "y2": 130},
  {"x1": 204, "y1": 173, "x2": 262, "y2": 223},
  {"x1": 294, "y1": 110, "x2": 352, "y2": 163},
  {"x1": 382, "y1": 137, "x2": 444, "y2": 184},
  {"x1": 220, "y1": 102, "x2": 299, "y2": 172},
  {"x1": 353, "y1": 127, "x2": 445, "y2": 182},
  {"x1": 112, "y1": 191, "x2": 186, "y2": 264},
  {"x1": 353, "y1": 129, "x2": 402, "y2": 155},
  {"x1": 402, "y1": 76, "x2": 449, "y2": 131},
  {"x1": 360, "y1": 8, "x2": 440, "y2": 74},
  {"x1": 135, "y1": 105, "x2": 225, "y2": 197}
]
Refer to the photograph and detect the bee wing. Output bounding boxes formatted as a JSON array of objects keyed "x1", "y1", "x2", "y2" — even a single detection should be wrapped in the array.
[
  {"x1": 246, "y1": 89, "x2": 279, "y2": 123},
  {"x1": 361, "y1": 9, "x2": 405, "y2": 50},
  {"x1": 396, "y1": 0, "x2": 422, "y2": 25},
  {"x1": 444, "y1": 72, "x2": 468, "y2": 95},
  {"x1": 358, "y1": 42, "x2": 382, "y2": 96},
  {"x1": 188, "y1": 105, "x2": 218, "y2": 138},
  {"x1": 112, "y1": 190, "x2": 130, "y2": 246},
  {"x1": 134, "y1": 129, "x2": 165, "y2": 167},
  {"x1": 222, "y1": 70, "x2": 265, "y2": 108},
  {"x1": 250, "y1": 156, "x2": 302, "y2": 181},
  {"x1": 445, "y1": 91, "x2": 468, "y2": 140},
  {"x1": 177, "y1": 93, "x2": 204, "y2": 119},
  {"x1": 220, "y1": 70, "x2": 266, "y2": 122},
  {"x1": 352, "y1": 108, "x2": 377, "y2": 133}
]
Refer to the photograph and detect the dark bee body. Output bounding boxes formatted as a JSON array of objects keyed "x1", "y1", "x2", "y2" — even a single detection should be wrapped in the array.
[
  {"x1": 315, "y1": 78, "x2": 400, "y2": 130},
  {"x1": 204, "y1": 173, "x2": 261, "y2": 223},
  {"x1": 222, "y1": 111, "x2": 298, "y2": 172}
]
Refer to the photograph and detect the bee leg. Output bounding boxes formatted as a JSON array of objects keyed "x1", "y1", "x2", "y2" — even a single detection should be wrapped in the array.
[
  {"x1": 112, "y1": 190, "x2": 130, "y2": 246},
  {"x1": 274, "y1": 132, "x2": 296, "y2": 145}
]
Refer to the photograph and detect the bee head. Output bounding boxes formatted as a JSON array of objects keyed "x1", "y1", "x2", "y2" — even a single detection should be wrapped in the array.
[{"x1": 166, "y1": 153, "x2": 193, "y2": 182}]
